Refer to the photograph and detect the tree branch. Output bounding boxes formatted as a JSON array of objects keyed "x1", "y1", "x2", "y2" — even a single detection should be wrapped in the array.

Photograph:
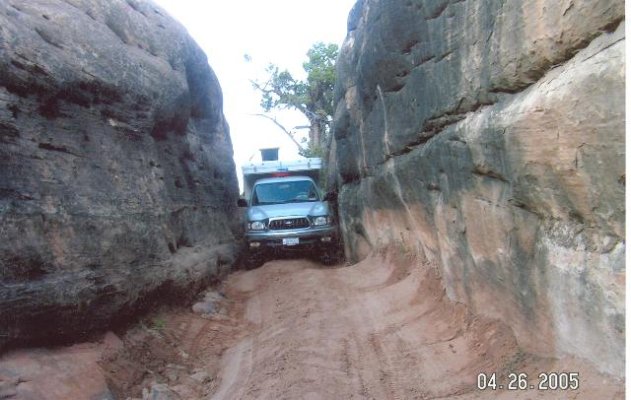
[
  {"x1": 252, "y1": 113, "x2": 306, "y2": 152},
  {"x1": 250, "y1": 79, "x2": 270, "y2": 93}
]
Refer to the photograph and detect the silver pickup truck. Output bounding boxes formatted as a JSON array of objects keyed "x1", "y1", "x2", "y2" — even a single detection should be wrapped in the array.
[{"x1": 237, "y1": 157, "x2": 339, "y2": 267}]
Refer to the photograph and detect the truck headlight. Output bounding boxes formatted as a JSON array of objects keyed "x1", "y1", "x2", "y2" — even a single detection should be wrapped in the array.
[
  {"x1": 249, "y1": 221, "x2": 266, "y2": 230},
  {"x1": 312, "y1": 216, "x2": 329, "y2": 226}
]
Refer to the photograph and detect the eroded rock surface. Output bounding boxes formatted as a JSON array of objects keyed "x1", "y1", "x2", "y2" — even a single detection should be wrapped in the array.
[
  {"x1": 331, "y1": 0, "x2": 624, "y2": 376},
  {"x1": 0, "y1": 0, "x2": 239, "y2": 349}
]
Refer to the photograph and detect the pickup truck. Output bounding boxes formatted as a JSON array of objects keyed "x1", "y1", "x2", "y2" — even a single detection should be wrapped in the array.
[{"x1": 237, "y1": 155, "x2": 339, "y2": 267}]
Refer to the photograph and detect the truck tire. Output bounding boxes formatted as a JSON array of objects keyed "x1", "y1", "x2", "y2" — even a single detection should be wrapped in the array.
[
  {"x1": 319, "y1": 250, "x2": 339, "y2": 266},
  {"x1": 243, "y1": 250, "x2": 265, "y2": 270}
]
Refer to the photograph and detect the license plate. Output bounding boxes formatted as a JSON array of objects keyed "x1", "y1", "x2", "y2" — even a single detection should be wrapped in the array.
[{"x1": 283, "y1": 237, "x2": 299, "y2": 246}]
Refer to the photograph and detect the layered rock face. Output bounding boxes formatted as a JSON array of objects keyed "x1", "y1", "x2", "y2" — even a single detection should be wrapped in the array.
[
  {"x1": 332, "y1": 0, "x2": 624, "y2": 376},
  {"x1": 0, "y1": 0, "x2": 239, "y2": 349}
]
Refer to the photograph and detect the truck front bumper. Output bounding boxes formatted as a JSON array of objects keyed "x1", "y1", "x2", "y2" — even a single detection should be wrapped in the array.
[{"x1": 245, "y1": 225, "x2": 338, "y2": 252}]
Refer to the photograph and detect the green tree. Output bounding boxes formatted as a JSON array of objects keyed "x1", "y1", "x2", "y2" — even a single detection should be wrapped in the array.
[{"x1": 252, "y1": 42, "x2": 338, "y2": 158}]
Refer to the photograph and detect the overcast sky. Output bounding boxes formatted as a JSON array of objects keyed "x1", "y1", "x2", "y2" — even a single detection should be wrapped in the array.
[{"x1": 152, "y1": 0, "x2": 356, "y2": 188}]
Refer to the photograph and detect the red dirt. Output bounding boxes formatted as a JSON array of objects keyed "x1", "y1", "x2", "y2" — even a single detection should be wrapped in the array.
[
  {"x1": 1, "y1": 251, "x2": 624, "y2": 399},
  {"x1": 205, "y1": 252, "x2": 623, "y2": 399}
]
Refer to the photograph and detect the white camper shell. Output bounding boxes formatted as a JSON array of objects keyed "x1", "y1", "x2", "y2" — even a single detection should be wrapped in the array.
[{"x1": 242, "y1": 158, "x2": 322, "y2": 199}]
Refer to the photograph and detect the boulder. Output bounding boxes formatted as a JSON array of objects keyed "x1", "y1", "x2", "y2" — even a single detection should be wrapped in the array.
[
  {"x1": 331, "y1": 0, "x2": 624, "y2": 377},
  {"x1": 0, "y1": 343, "x2": 115, "y2": 400},
  {"x1": 0, "y1": 0, "x2": 239, "y2": 349}
]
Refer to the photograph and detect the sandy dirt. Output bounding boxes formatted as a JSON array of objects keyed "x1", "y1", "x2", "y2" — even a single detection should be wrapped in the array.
[
  {"x1": 211, "y1": 253, "x2": 625, "y2": 399},
  {"x1": 2, "y1": 251, "x2": 624, "y2": 399}
]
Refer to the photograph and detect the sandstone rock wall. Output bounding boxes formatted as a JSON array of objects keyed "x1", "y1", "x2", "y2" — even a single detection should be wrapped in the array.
[
  {"x1": 0, "y1": 0, "x2": 239, "y2": 349},
  {"x1": 331, "y1": 0, "x2": 624, "y2": 376}
]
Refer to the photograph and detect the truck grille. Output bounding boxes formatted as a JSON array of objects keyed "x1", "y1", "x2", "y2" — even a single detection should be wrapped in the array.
[{"x1": 269, "y1": 217, "x2": 310, "y2": 230}]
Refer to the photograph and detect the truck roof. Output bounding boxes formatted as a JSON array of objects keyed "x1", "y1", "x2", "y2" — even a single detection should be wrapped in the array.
[
  {"x1": 242, "y1": 158, "x2": 321, "y2": 175},
  {"x1": 253, "y1": 175, "x2": 315, "y2": 185}
]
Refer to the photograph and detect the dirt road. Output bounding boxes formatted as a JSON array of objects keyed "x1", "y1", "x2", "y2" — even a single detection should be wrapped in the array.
[
  {"x1": 95, "y1": 251, "x2": 623, "y2": 399},
  {"x1": 82, "y1": 251, "x2": 625, "y2": 399}
]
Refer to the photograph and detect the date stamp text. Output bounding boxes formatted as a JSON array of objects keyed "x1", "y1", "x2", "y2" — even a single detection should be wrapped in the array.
[{"x1": 477, "y1": 372, "x2": 579, "y2": 391}]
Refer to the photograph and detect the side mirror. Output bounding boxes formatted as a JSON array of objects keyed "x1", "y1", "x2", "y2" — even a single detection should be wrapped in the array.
[
  {"x1": 237, "y1": 198, "x2": 248, "y2": 207},
  {"x1": 323, "y1": 191, "x2": 338, "y2": 202}
]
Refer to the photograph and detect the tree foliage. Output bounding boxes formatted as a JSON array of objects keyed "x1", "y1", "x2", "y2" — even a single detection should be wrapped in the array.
[{"x1": 253, "y1": 42, "x2": 338, "y2": 158}]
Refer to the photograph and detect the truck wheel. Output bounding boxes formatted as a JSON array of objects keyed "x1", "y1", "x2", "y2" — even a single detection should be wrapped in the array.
[
  {"x1": 319, "y1": 250, "x2": 338, "y2": 266},
  {"x1": 243, "y1": 251, "x2": 264, "y2": 269}
]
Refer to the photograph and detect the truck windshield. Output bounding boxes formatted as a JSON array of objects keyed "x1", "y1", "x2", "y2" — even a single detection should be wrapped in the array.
[{"x1": 252, "y1": 180, "x2": 320, "y2": 205}]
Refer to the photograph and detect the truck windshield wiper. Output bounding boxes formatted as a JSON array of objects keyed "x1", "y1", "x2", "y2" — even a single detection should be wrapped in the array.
[{"x1": 286, "y1": 198, "x2": 319, "y2": 203}]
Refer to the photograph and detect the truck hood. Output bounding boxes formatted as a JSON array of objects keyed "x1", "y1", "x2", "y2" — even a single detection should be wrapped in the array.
[{"x1": 247, "y1": 201, "x2": 329, "y2": 221}]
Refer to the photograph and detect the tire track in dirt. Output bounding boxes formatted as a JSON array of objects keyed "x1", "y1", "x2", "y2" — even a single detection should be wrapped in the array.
[
  {"x1": 204, "y1": 251, "x2": 623, "y2": 399},
  {"x1": 17, "y1": 247, "x2": 618, "y2": 400},
  {"x1": 99, "y1": 252, "x2": 623, "y2": 399},
  {"x1": 216, "y1": 285, "x2": 263, "y2": 397}
]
